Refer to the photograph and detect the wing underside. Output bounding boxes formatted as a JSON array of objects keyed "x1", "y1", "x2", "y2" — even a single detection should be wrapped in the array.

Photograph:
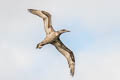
[
  {"x1": 28, "y1": 9, "x2": 55, "y2": 34},
  {"x1": 52, "y1": 38, "x2": 75, "y2": 76}
]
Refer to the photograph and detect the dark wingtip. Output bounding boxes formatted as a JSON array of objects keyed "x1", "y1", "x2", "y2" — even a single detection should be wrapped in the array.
[
  {"x1": 70, "y1": 64, "x2": 75, "y2": 77},
  {"x1": 70, "y1": 70, "x2": 74, "y2": 77},
  {"x1": 28, "y1": 9, "x2": 38, "y2": 13},
  {"x1": 28, "y1": 9, "x2": 33, "y2": 13}
]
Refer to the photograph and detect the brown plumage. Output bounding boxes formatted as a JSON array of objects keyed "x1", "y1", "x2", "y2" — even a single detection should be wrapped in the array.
[{"x1": 28, "y1": 9, "x2": 75, "y2": 76}]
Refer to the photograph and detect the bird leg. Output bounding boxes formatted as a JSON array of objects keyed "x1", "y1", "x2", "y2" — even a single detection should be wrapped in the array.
[{"x1": 36, "y1": 42, "x2": 45, "y2": 49}]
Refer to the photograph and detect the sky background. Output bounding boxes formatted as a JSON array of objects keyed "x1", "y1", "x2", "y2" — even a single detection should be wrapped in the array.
[{"x1": 0, "y1": 0, "x2": 120, "y2": 80}]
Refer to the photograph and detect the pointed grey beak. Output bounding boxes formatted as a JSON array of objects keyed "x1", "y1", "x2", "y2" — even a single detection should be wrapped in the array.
[{"x1": 66, "y1": 30, "x2": 70, "y2": 32}]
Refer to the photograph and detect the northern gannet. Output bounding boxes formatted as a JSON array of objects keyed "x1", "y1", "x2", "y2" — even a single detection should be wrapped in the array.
[{"x1": 28, "y1": 9, "x2": 75, "y2": 76}]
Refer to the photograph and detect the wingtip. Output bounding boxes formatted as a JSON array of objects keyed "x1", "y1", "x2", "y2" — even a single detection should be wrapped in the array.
[
  {"x1": 70, "y1": 63, "x2": 75, "y2": 77},
  {"x1": 28, "y1": 9, "x2": 32, "y2": 12},
  {"x1": 70, "y1": 69, "x2": 74, "y2": 77},
  {"x1": 27, "y1": 9, "x2": 37, "y2": 13}
]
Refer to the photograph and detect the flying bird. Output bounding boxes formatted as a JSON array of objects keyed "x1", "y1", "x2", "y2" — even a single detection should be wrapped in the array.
[{"x1": 28, "y1": 9, "x2": 75, "y2": 76}]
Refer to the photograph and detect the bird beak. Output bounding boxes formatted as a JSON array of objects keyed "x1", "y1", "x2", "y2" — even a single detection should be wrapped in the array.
[{"x1": 66, "y1": 30, "x2": 70, "y2": 32}]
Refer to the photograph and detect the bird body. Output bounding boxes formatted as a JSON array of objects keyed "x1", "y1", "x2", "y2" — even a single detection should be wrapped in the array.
[
  {"x1": 45, "y1": 32, "x2": 59, "y2": 42},
  {"x1": 28, "y1": 9, "x2": 75, "y2": 76}
]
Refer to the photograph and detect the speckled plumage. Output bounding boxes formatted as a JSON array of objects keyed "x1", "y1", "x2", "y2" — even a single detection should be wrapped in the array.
[{"x1": 28, "y1": 9, "x2": 75, "y2": 76}]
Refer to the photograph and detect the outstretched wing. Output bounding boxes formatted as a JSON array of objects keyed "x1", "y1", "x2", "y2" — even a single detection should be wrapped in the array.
[
  {"x1": 52, "y1": 38, "x2": 75, "y2": 76},
  {"x1": 28, "y1": 9, "x2": 55, "y2": 34}
]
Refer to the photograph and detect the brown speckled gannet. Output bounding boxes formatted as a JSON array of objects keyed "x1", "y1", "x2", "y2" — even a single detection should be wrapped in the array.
[{"x1": 28, "y1": 9, "x2": 75, "y2": 76}]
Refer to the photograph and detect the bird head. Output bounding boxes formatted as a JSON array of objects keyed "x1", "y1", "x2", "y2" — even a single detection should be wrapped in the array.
[{"x1": 59, "y1": 29, "x2": 70, "y2": 34}]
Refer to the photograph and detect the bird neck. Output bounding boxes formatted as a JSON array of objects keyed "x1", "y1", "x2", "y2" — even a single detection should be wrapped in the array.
[{"x1": 57, "y1": 30, "x2": 64, "y2": 35}]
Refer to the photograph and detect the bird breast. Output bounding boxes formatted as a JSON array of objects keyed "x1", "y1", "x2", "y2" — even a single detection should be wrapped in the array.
[{"x1": 45, "y1": 32, "x2": 59, "y2": 43}]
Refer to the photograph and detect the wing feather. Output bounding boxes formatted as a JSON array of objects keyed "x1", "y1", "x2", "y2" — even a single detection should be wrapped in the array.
[
  {"x1": 52, "y1": 38, "x2": 75, "y2": 76},
  {"x1": 28, "y1": 9, "x2": 55, "y2": 34}
]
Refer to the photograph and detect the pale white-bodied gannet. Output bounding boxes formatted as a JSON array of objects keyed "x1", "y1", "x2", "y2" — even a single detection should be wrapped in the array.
[{"x1": 28, "y1": 9, "x2": 75, "y2": 76}]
